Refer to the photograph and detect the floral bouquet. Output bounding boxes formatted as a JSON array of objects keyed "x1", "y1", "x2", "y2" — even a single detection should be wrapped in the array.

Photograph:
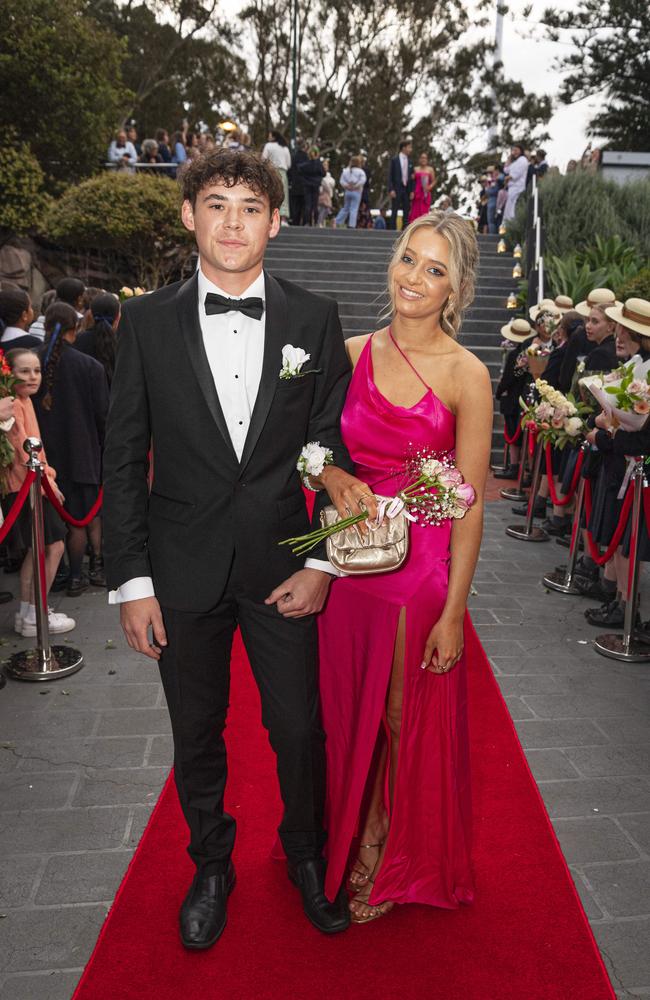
[
  {"x1": 525, "y1": 341, "x2": 553, "y2": 379},
  {"x1": 281, "y1": 447, "x2": 476, "y2": 556},
  {"x1": 580, "y1": 356, "x2": 650, "y2": 431},
  {"x1": 0, "y1": 349, "x2": 18, "y2": 494},
  {"x1": 519, "y1": 378, "x2": 592, "y2": 449},
  {"x1": 119, "y1": 286, "x2": 147, "y2": 301}
]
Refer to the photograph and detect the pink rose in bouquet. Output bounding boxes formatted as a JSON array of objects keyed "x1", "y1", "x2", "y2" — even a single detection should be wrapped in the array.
[{"x1": 438, "y1": 466, "x2": 463, "y2": 488}]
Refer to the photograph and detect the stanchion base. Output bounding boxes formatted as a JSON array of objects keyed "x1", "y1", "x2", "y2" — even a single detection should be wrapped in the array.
[
  {"x1": 500, "y1": 488, "x2": 527, "y2": 502},
  {"x1": 4, "y1": 646, "x2": 84, "y2": 682},
  {"x1": 593, "y1": 634, "x2": 650, "y2": 663},
  {"x1": 543, "y1": 569, "x2": 583, "y2": 594},
  {"x1": 506, "y1": 524, "x2": 550, "y2": 542}
]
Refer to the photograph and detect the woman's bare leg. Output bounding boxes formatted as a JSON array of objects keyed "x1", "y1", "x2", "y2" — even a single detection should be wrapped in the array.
[{"x1": 350, "y1": 609, "x2": 406, "y2": 920}]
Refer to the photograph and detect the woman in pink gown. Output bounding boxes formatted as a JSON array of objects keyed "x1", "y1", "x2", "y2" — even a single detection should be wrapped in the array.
[
  {"x1": 316, "y1": 212, "x2": 493, "y2": 922},
  {"x1": 409, "y1": 153, "x2": 436, "y2": 221}
]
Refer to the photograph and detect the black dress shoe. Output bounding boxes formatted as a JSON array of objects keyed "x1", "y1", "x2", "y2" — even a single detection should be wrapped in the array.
[
  {"x1": 288, "y1": 858, "x2": 351, "y2": 934},
  {"x1": 180, "y1": 863, "x2": 236, "y2": 950},
  {"x1": 66, "y1": 573, "x2": 89, "y2": 597},
  {"x1": 541, "y1": 517, "x2": 571, "y2": 537},
  {"x1": 493, "y1": 464, "x2": 519, "y2": 480},
  {"x1": 512, "y1": 499, "x2": 546, "y2": 517},
  {"x1": 0, "y1": 591, "x2": 13, "y2": 604}
]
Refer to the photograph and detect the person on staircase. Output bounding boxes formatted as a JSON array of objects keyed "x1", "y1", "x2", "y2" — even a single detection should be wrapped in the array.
[{"x1": 34, "y1": 302, "x2": 109, "y2": 597}]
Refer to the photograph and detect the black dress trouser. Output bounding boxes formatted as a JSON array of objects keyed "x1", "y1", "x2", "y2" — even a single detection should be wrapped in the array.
[
  {"x1": 388, "y1": 188, "x2": 411, "y2": 229},
  {"x1": 158, "y1": 557, "x2": 327, "y2": 875}
]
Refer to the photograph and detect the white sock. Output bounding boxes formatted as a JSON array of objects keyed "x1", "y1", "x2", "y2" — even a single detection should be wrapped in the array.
[{"x1": 20, "y1": 601, "x2": 30, "y2": 619}]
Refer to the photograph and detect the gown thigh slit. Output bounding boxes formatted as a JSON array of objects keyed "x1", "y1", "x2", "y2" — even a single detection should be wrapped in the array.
[{"x1": 319, "y1": 335, "x2": 479, "y2": 909}]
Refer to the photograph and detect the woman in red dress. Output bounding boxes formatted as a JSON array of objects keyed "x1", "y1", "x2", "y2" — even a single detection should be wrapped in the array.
[
  {"x1": 314, "y1": 212, "x2": 493, "y2": 923},
  {"x1": 409, "y1": 153, "x2": 436, "y2": 221}
]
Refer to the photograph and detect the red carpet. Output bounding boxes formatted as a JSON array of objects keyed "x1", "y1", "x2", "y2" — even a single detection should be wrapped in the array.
[{"x1": 73, "y1": 629, "x2": 615, "y2": 1000}]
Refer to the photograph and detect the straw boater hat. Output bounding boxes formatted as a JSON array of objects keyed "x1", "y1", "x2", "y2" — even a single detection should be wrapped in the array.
[
  {"x1": 553, "y1": 295, "x2": 574, "y2": 314},
  {"x1": 575, "y1": 287, "x2": 622, "y2": 318},
  {"x1": 501, "y1": 317, "x2": 535, "y2": 343},
  {"x1": 605, "y1": 297, "x2": 650, "y2": 338},
  {"x1": 529, "y1": 298, "x2": 561, "y2": 322}
]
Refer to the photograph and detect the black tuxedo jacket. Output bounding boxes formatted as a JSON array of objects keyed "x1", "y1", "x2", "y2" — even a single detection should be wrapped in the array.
[
  {"x1": 388, "y1": 155, "x2": 414, "y2": 195},
  {"x1": 103, "y1": 270, "x2": 353, "y2": 612}
]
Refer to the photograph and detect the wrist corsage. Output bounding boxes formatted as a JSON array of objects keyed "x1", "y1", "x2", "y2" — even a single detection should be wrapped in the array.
[{"x1": 297, "y1": 441, "x2": 334, "y2": 491}]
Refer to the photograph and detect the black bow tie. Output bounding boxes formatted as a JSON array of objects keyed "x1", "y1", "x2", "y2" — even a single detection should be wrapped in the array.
[{"x1": 204, "y1": 292, "x2": 264, "y2": 321}]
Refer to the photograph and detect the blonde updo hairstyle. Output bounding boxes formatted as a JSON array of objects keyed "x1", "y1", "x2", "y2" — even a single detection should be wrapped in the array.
[{"x1": 385, "y1": 211, "x2": 479, "y2": 338}]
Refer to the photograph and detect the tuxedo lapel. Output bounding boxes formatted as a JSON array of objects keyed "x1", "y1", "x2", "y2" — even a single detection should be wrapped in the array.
[
  {"x1": 239, "y1": 272, "x2": 288, "y2": 473},
  {"x1": 176, "y1": 272, "x2": 239, "y2": 468}
]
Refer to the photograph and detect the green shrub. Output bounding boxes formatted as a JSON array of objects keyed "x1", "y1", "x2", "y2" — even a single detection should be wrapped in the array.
[
  {"x1": 0, "y1": 137, "x2": 50, "y2": 235},
  {"x1": 506, "y1": 172, "x2": 650, "y2": 261},
  {"x1": 617, "y1": 267, "x2": 650, "y2": 302},
  {"x1": 42, "y1": 172, "x2": 193, "y2": 287},
  {"x1": 545, "y1": 255, "x2": 608, "y2": 303}
]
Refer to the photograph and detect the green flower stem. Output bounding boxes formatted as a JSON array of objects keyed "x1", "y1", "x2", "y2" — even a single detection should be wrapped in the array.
[{"x1": 279, "y1": 510, "x2": 369, "y2": 555}]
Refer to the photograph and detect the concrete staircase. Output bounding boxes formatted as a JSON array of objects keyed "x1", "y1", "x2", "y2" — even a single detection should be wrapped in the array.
[{"x1": 264, "y1": 227, "x2": 514, "y2": 460}]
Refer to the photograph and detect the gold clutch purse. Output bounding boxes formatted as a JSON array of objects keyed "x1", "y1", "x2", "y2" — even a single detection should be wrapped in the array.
[{"x1": 320, "y1": 497, "x2": 410, "y2": 575}]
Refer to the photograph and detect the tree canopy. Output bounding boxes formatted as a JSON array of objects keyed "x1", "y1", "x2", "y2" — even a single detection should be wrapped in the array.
[
  {"x1": 539, "y1": 0, "x2": 650, "y2": 151},
  {"x1": 0, "y1": 0, "x2": 131, "y2": 190}
]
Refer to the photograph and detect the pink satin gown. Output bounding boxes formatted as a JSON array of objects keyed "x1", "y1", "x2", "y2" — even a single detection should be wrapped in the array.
[
  {"x1": 408, "y1": 170, "x2": 432, "y2": 221},
  {"x1": 319, "y1": 335, "x2": 478, "y2": 908}
]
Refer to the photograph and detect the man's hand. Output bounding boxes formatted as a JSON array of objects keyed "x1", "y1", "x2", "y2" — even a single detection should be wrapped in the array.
[
  {"x1": 265, "y1": 569, "x2": 331, "y2": 618},
  {"x1": 317, "y1": 466, "x2": 378, "y2": 529},
  {"x1": 120, "y1": 597, "x2": 168, "y2": 660}
]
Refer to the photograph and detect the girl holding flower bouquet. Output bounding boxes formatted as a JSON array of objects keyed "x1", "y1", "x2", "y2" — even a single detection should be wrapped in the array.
[
  {"x1": 0, "y1": 349, "x2": 75, "y2": 636},
  {"x1": 312, "y1": 212, "x2": 493, "y2": 922}
]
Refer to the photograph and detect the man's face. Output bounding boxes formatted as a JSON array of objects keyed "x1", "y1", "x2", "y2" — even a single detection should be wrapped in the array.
[
  {"x1": 404, "y1": 144, "x2": 412, "y2": 157},
  {"x1": 181, "y1": 180, "x2": 280, "y2": 278},
  {"x1": 117, "y1": 131, "x2": 126, "y2": 145}
]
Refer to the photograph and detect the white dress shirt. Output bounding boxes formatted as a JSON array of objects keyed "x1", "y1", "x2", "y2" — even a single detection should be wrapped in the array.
[
  {"x1": 109, "y1": 268, "x2": 333, "y2": 604},
  {"x1": 399, "y1": 152, "x2": 408, "y2": 187}
]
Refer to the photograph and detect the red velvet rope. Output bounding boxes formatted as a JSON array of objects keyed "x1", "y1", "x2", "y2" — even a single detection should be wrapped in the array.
[
  {"x1": 643, "y1": 484, "x2": 650, "y2": 542},
  {"x1": 0, "y1": 471, "x2": 36, "y2": 545},
  {"x1": 544, "y1": 444, "x2": 585, "y2": 507},
  {"x1": 528, "y1": 426, "x2": 537, "y2": 457},
  {"x1": 503, "y1": 421, "x2": 522, "y2": 445},
  {"x1": 41, "y1": 478, "x2": 103, "y2": 527},
  {"x1": 583, "y1": 479, "x2": 635, "y2": 566}
]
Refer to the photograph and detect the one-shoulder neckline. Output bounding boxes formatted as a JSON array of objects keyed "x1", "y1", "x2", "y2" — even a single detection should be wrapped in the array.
[{"x1": 364, "y1": 337, "x2": 455, "y2": 418}]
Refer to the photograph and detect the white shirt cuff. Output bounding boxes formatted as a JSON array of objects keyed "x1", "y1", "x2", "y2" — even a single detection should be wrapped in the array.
[
  {"x1": 305, "y1": 557, "x2": 340, "y2": 577},
  {"x1": 108, "y1": 576, "x2": 156, "y2": 604}
]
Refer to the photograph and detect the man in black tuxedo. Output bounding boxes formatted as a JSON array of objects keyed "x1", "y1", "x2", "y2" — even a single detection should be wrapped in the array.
[
  {"x1": 103, "y1": 149, "x2": 371, "y2": 948},
  {"x1": 387, "y1": 139, "x2": 414, "y2": 230}
]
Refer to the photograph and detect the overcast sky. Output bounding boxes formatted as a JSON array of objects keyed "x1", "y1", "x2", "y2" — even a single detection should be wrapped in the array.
[
  {"x1": 497, "y1": 0, "x2": 602, "y2": 169},
  {"x1": 225, "y1": 0, "x2": 600, "y2": 169}
]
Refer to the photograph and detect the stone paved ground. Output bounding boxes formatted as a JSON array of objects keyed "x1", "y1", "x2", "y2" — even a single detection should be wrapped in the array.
[{"x1": 0, "y1": 501, "x2": 649, "y2": 999}]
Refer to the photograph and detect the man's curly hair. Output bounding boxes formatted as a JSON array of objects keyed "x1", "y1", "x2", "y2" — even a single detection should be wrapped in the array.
[{"x1": 180, "y1": 148, "x2": 284, "y2": 213}]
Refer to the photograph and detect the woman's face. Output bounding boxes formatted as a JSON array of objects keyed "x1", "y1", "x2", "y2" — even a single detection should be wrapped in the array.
[
  {"x1": 535, "y1": 318, "x2": 553, "y2": 343},
  {"x1": 12, "y1": 353, "x2": 41, "y2": 396},
  {"x1": 586, "y1": 307, "x2": 614, "y2": 344},
  {"x1": 391, "y1": 226, "x2": 452, "y2": 325},
  {"x1": 615, "y1": 324, "x2": 636, "y2": 358},
  {"x1": 553, "y1": 322, "x2": 568, "y2": 346},
  {"x1": 419, "y1": 153, "x2": 428, "y2": 167}
]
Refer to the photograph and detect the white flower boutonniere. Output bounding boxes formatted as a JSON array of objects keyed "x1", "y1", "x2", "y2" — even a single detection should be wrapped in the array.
[
  {"x1": 279, "y1": 344, "x2": 320, "y2": 379},
  {"x1": 297, "y1": 441, "x2": 334, "y2": 490}
]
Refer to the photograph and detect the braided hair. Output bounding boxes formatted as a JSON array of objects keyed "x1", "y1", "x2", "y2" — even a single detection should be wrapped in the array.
[
  {"x1": 42, "y1": 302, "x2": 78, "y2": 410},
  {"x1": 88, "y1": 293, "x2": 119, "y2": 383}
]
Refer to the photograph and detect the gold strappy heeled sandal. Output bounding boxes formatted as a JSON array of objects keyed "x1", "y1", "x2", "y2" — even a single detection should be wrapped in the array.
[
  {"x1": 347, "y1": 842, "x2": 384, "y2": 891},
  {"x1": 350, "y1": 877, "x2": 394, "y2": 925}
]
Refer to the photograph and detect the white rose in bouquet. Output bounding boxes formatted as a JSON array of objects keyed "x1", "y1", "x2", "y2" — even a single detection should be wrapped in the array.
[{"x1": 564, "y1": 416, "x2": 583, "y2": 437}]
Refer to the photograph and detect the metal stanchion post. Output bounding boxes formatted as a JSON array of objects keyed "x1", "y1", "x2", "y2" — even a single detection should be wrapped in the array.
[
  {"x1": 506, "y1": 438, "x2": 549, "y2": 542},
  {"x1": 594, "y1": 459, "x2": 650, "y2": 662},
  {"x1": 492, "y1": 438, "x2": 510, "y2": 475},
  {"x1": 500, "y1": 425, "x2": 529, "y2": 502},
  {"x1": 5, "y1": 438, "x2": 84, "y2": 682},
  {"x1": 543, "y1": 443, "x2": 588, "y2": 593}
]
